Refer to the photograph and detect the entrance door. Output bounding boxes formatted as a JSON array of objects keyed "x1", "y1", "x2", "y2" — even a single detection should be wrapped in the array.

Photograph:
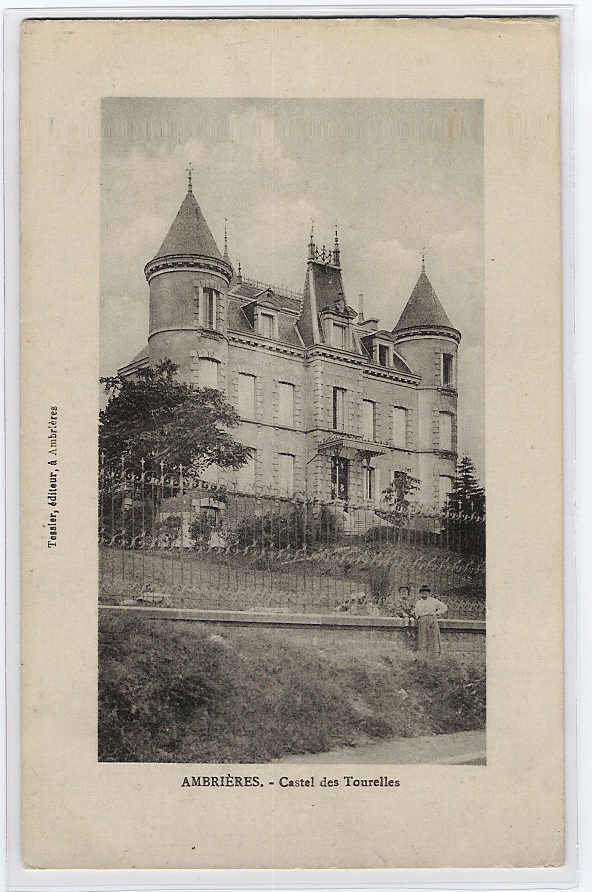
[{"x1": 331, "y1": 456, "x2": 349, "y2": 501}]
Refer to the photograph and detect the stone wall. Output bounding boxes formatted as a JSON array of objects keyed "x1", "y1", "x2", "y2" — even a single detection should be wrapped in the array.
[{"x1": 100, "y1": 606, "x2": 485, "y2": 657}]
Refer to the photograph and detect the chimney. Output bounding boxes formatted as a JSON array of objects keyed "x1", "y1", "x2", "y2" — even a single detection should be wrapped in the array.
[{"x1": 358, "y1": 292, "x2": 365, "y2": 322}]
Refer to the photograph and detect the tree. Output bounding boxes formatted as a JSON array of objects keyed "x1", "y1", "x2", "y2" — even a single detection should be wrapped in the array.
[
  {"x1": 99, "y1": 359, "x2": 252, "y2": 475},
  {"x1": 384, "y1": 469, "x2": 421, "y2": 506},
  {"x1": 445, "y1": 456, "x2": 485, "y2": 518},
  {"x1": 442, "y1": 456, "x2": 485, "y2": 557}
]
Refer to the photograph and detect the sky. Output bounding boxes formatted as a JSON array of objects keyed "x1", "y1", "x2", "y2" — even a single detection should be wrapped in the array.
[{"x1": 101, "y1": 98, "x2": 483, "y2": 477}]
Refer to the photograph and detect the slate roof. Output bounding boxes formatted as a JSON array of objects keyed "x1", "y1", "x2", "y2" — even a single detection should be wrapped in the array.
[
  {"x1": 391, "y1": 353, "x2": 415, "y2": 375},
  {"x1": 151, "y1": 190, "x2": 222, "y2": 262},
  {"x1": 227, "y1": 297, "x2": 303, "y2": 348},
  {"x1": 228, "y1": 281, "x2": 302, "y2": 314},
  {"x1": 393, "y1": 270, "x2": 454, "y2": 332},
  {"x1": 309, "y1": 261, "x2": 347, "y2": 313},
  {"x1": 118, "y1": 344, "x2": 149, "y2": 376}
]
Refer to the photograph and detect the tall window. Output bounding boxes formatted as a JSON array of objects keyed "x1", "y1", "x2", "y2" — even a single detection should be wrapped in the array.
[
  {"x1": 439, "y1": 412, "x2": 453, "y2": 451},
  {"x1": 439, "y1": 474, "x2": 454, "y2": 507},
  {"x1": 236, "y1": 451, "x2": 256, "y2": 493},
  {"x1": 363, "y1": 464, "x2": 375, "y2": 501},
  {"x1": 332, "y1": 322, "x2": 346, "y2": 349},
  {"x1": 362, "y1": 399, "x2": 375, "y2": 440},
  {"x1": 202, "y1": 288, "x2": 217, "y2": 329},
  {"x1": 238, "y1": 373, "x2": 256, "y2": 418},
  {"x1": 442, "y1": 353, "x2": 454, "y2": 387},
  {"x1": 378, "y1": 344, "x2": 390, "y2": 367},
  {"x1": 333, "y1": 387, "x2": 346, "y2": 431},
  {"x1": 260, "y1": 312, "x2": 275, "y2": 338},
  {"x1": 278, "y1": 382, "x2": 295, "y2": 427},
  {"x1": 392, "y1": 406, "x2": 407, "y2": 448},
  {"x1": 331, "y1": 456, "x2": 349, "y2": 501},
  {"x1": 278, "y1": 453, "x2": 295, "y2": 497},
  {"x1": 199, "y1": 358, "x2": 218, "y2": 388}
]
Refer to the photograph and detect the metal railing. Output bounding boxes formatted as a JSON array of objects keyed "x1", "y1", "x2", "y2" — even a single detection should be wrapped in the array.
[{"x1": 98, "y1": 456, "x2": 486, "y2": 618}]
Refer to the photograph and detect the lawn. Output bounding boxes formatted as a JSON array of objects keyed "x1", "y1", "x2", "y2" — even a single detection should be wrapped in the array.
[
  {"x1": 99, "y1": 611, "x2": 486, "y2": 763},
  {"x1": 99, "y1": 545, "x2": 486, "y2": 618}
]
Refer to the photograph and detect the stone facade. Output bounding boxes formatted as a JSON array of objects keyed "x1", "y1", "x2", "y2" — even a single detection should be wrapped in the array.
[{"x1": 119, "y1": 179, "x2": 461, "y2": 509}]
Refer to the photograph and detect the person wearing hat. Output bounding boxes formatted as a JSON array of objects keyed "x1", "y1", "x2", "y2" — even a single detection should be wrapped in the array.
[{"x1": 414, "y1": 585, "x2": 448, "y2": 655}]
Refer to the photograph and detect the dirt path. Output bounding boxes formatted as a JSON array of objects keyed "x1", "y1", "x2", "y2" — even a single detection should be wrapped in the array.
[{"x1": 277, "y1": 729, "x2": 486, "y2": 765}]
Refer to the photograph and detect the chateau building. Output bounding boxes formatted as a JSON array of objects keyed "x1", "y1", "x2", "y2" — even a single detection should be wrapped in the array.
[{"x1": 119, "y1": 172, "x2": 461, "y2": 508}]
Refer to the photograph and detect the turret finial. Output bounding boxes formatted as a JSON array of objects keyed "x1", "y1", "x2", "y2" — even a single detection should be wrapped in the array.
[
  {"x1": 308, "y1": 219, "x2": 316, "y2": 260},
  {"x1": 186, "y1": 162, "x2": 193, "y2": 193},
  {"x1": 237, "y1": 260, "x2": 242, "y2": 283},
  {"x1": 223, "y1": 217, "x2": 229, "y2": 258},
  {"x1": 421, "y1": 247, "x2": 426, "y2": 273},
  {"x1": 333, "y1": 224, "x2": 341, "y2": 267}
]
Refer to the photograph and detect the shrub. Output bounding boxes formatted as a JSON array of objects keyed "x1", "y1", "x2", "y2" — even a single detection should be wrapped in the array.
[
  {"x1": 154, "y1": 514, "x2": 182, "y2": 547},
  {"x1": 227, "y1": 504, "x2": 337, "y2": 552},
  {"x1": 189, "y1": 512, "x2": 218, "y2": 547},
  {"x1": 368, "y1": 565, "x2": 391, "y2": 604},
  {"x1": 364, "y1": 525, "x2": 395, "y2": 545}
]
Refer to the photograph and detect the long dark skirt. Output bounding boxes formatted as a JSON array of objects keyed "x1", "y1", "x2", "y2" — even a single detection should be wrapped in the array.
[{"x1": 417, "y1": 614, "x2": 442, "y2": 656}]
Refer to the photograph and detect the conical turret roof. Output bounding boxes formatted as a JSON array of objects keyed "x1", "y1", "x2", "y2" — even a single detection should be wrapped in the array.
[
  {"x1": 151, "y1": 189, "x2": 222, "y2": 262},
  {"x1": 393, "y1": 267, "x2": 455, "y2": 333}
]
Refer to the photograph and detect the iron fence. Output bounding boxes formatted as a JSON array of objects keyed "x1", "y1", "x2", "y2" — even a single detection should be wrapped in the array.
[{"x1": 98, "y1": 456, "x2": 486, "y2": 618}]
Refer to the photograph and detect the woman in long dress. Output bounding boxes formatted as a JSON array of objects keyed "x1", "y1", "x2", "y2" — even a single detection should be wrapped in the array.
[{"x1": 414, "y1": 585, "x2": 448, "y2": 656}]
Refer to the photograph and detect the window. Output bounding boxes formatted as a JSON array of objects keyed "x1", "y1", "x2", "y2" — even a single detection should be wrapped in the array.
[
  {"x1": 378, "y1": 344, "x2": 390, "y2": 367},
  {"x1": 362, "y1": 400, "x2": 375, "y2": 440},
  {"x1": 442, "y1": 353, "x2": 454, "y2": 387},
  {"x1": 278, "y1": 453, "x2": 295, "y2": 497},
  {"x1": 260, "y1": 312, "x2": 275, "y2": 338},
  {"x1": 237, "y1": 451, "x2": 256, "y2": 492},
  {"x1": 332, "y1": 322, "x2": 347, "y2": 349},
  {"x1": 439, "y1": 474, "x2": 454, "y2": 507},
  {"x1": 332, "y1": 387, "x2": 346, "y2": 431},
  {"x1": 392, "y1": 407, "x2": 407, "y2": 448},
  {"x1": 331, "y1": 456, "x2": 349, "y2": 501},
  {"x1": 278, "y1": 382, "x2": 295, "y2": 427},
  {"x1": 238, "y1": 373, "x2": 256, "y2": 418},
  {"x1": 202, "y1": 288, "x2": 217, "y2": 329},
  {"x1": 363, "y1": 464, "x2": 375, "y2": 501},
  {"x1": 439, "y1": 412, "x2": 453, "y2": 451},
  {"x1": 199, "y1": 358, "x2": 218, "y2": 388}
]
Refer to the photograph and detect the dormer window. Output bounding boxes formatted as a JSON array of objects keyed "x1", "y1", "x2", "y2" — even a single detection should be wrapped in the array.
[
  {"x1": 378, "y1": 344, "x2": 390, "y2": 367},
  {"x1": 332, "y1": 322, "x2": 347, "y2": 349},
  {"x1": 260, "y1": 312, "x2": 275, "y2": 339}
]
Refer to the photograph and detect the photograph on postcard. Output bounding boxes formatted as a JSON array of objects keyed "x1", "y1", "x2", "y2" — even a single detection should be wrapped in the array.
[{"x1": 98, "y1": 98, "x2": 486, "y2": 765}]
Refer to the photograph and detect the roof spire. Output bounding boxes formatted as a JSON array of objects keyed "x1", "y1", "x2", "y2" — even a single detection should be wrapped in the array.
[
  {"x1": 237, "y1": 260, "x2": 242, "y2": 283},
  {"x1": 308, "y1": 219, "x2": 316, "y2": 260},
  {"x1": 333, "y1": 224, "x2": 341, "y2": 267},
  {"x1": 186, "y1": 162, "x2": 193, "y2": 194},
  {"x1": 421, "y1": 246, "x2": 426, "y2": 273},
  {"x1": 223, "y1": 217, "x2": 230, "y2": 263}
]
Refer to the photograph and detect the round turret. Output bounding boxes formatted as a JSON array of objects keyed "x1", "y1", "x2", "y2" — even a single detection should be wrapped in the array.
[
  {"x1": 392, "y1": 256, "x2": 461, "y2": 507},
  {"x1": 145, "y1": 170, "x2": 232, "y2": 383}
]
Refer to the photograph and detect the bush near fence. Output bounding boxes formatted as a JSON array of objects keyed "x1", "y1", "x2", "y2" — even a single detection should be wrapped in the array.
[{"x1": 99, "y1": 460, "x2": 485, "y2": 620}]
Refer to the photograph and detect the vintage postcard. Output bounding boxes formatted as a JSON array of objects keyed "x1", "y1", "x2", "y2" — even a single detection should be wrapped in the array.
[{"x1": 20, "y1": 16, "x2": 563, "y2": 870}]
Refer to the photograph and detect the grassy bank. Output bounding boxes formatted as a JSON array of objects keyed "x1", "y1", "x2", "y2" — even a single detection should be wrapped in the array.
[{"x1": 99, "y1": 612, "x2": 485, "y2": 762}]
